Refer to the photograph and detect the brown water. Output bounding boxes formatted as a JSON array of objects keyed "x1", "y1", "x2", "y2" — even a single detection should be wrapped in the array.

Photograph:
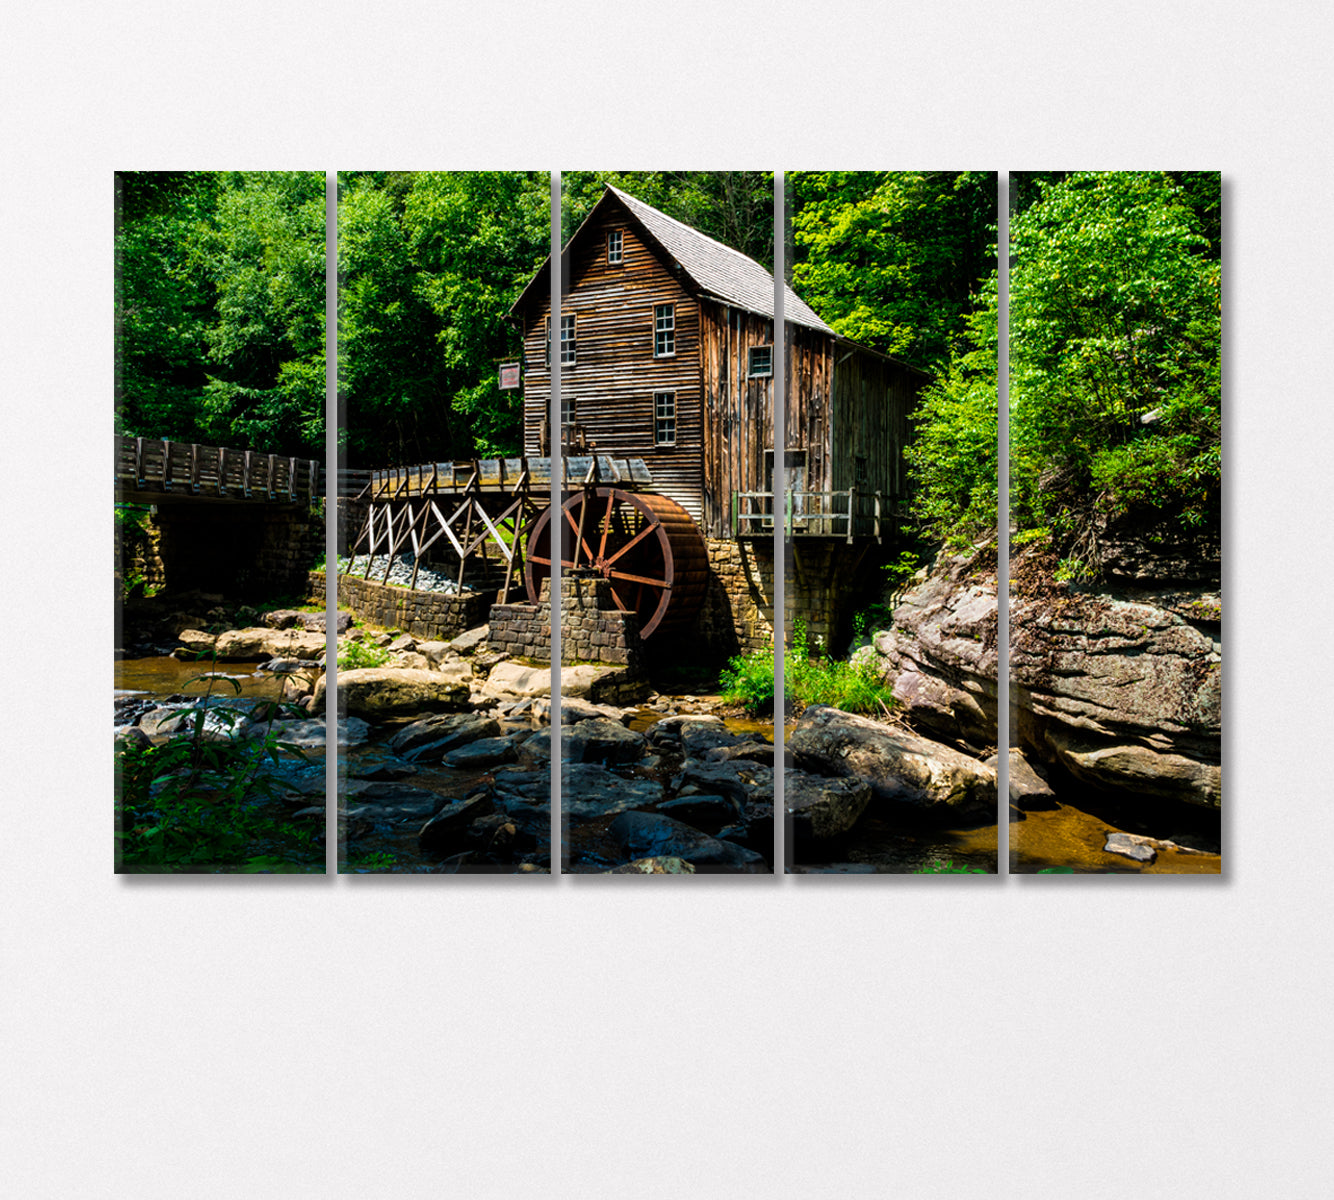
[
  {"x1": 116, "y1": 655, "x2": 289, "y2": 701},
  {"x1": 1011, "y1": 804, "x2": 1221, "y2": 874}
]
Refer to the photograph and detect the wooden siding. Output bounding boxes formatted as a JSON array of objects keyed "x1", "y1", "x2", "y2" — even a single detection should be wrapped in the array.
[
  {"x1": 784, "y1": 323, "x2": 836, "y2": 495},
  {"x1": 521, "y1": 200, "x2": 705, "y2": 523},
  {"x1": 785, "y1": 326, "x2": 927, "y2": 513},
  {"x1": 829, "y1": 347, "x2": 925, "y2": 502},
  {"x1": 512, "y1": 187, "x2": 927, "y2": 543},
  {"x1": 699, "y1": 300, "x2": 775, "y2": 537}
]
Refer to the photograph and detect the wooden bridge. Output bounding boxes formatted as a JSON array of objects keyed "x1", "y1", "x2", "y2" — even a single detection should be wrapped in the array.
[{"x1": 115, "y1": 435, "x2": 324, "y2": 506}]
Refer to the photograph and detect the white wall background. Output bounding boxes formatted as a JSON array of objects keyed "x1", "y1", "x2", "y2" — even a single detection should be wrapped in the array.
[{"x1": 3, "y1": 4, "x2": 1331, "y2": 1196}]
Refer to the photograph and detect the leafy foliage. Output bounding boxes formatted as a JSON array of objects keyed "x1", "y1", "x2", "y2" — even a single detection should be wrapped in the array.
[
  {"x1": 913, "y1": 857, "x2": 988, "y2": 874},
  {"x1": 1009, "y1": 172, "x2": 1221, "y2": 555},
  {"x1": 114, "y1": 669, "x2": 322, "y2": 872},
  {"x1": 789, "y1": 172, "x2": 995, "y2": 371},
  {"x1": 336, "y1": 639, "x2": 392, "y2": 671},
  {"x1": 115, "y1": 504, "x2": 157, "y2": 599},
  {"x1": 721, "y1": 624, "x2": 896, "y2": 716},
  {"x1": 338, "y1": 171, "x2": 551, "y2": 465},
  {"x1": 115, "y1": 171, "x2": 326, "y2": 457},
  {"x1": 903, "y1": 278, "x2": 999, "y2": 546},
  {"x1": 904, "y1": 171, "x2": 1220, "y2": 560}
]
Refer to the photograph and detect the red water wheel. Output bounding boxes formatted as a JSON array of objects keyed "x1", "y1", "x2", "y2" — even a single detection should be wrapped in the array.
[{"x1": 524, "y1": 488, "x2": 709, "y2": 639}]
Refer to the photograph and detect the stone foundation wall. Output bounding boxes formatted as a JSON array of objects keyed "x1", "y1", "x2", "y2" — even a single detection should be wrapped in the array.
[
  {"x1": 336, "y1": 572, "x2": 490, "y2": 639},
  {"x1": 115, "y1": 511, "x2": 166, "y2": 595},
  {"x1": 250, "y1": 504, "x2": 326, "y2": 595},
  {"x1": 693, "y1": 536, "x2": 887, "y2": 659},
  {"x1": 488, "y1": 576, "x2": 643, "y2": 669},
  {"x1": 697, "y1": 537, "x2": 775, "y2": 658},
  {"x1": 784, "y1": 540, "x2": 885, "y2": 653}
]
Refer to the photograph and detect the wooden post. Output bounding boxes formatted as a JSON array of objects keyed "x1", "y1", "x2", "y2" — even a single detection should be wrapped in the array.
[{"x1": 407, "y1": 501, "x2": 424, "y2": 591}]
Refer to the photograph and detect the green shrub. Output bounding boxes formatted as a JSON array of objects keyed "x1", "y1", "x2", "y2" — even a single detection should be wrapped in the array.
[
  {"x1": 337, "y1": 640, "x2": 391, "y2": 671},
  {"x1": 720, "y1": 623, "x2": 897, "y2": 716},
  {"x1": 115, "y1": 670, "x2": 320, "y2": 872},
  {"x1": 718, "y1": 650, "x2": 776, "y2": 713},
  {"x1": 913, "y1": 857, "x2": 988, "y2": 874}
]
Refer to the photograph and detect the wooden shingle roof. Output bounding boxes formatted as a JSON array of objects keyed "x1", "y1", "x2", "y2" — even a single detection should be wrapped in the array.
[
  {"x1": 510, "y1": 185, "x2": 835, "y2": 334},
  {"x1": 607, "y1": 186, "x2": 833, "y2": 333}
]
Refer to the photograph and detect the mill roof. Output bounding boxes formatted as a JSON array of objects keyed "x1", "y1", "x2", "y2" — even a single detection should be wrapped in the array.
[{"x1": 510, "y1": 184, "x2": 835, "y2": 335}]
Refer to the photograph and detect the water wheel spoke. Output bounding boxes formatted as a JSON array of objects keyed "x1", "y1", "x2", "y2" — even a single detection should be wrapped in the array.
[
  {"x1": 528, "y1": 554, "x2": 551, "y2": 566},
  {"x1": 562, "y1": 505, "x2": 597, "y2": 566},
  {"x1": 596, "y1": 491, "x2": 616, "y2": 560},
  {"x1": 607, "y1": 569, "x2": 670, "y2": 589},
  {"x1": 607, "y1": 582, "x2": 630, "y2": 612},
  {"x1": 603, "y1": 522, "x2": 657, "y2": 566}
]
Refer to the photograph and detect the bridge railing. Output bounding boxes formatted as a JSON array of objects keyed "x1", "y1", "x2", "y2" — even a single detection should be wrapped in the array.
[{"x1": 115, "y1": 436, "x2": 324, "y2": 503}]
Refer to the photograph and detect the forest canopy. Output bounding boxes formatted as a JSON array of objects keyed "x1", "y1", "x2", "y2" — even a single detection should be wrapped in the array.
[
  {"x1": 115, "y1": 171, "x2": 326, "y2": 458},
  {"x1": 339, "y1": 171, "x2": 771, "y2": 466},
  {"x1": 337, "y1": 171, "x2": 550, "y2": 465},
  {"x1": 788, "y1": 171, "x2": 996, "y2": 373},
  {"x1": 905, "y1": 170, "x2": 1221, "y2": 561}
]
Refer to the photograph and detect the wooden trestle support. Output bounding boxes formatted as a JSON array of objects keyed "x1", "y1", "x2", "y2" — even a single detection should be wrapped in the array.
[{"x1": 349, "y1": 455, "x2": 708, "y2": 638}]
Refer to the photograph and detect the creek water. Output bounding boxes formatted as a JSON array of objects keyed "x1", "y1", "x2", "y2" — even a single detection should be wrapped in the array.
[
  {"x1": 117, "y1": 661, "x2": 1214, "y2": 874},
  {"x1": 1009, "y1": 780, "x2": 1221, "y2": 874},
  {"x1": 116, "y1": 655, "x2": 290, "y2": 702}
]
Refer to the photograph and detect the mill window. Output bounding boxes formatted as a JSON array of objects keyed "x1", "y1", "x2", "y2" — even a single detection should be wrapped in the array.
[
  {"x1": 607, "y1": 229, "x2": 623, "y2": 265},
  {"x1": 560, "y1": 314, "x2": 576, "y2": 365},
  {"x1": 654, "y1": 304, "x2": 675, "y2": 357},
  {"x1": 748, "y1": 345, "x2": 773, "y2": 378},
  {"x1": 654, "y1": 391, "x2": 676, "y2": 446}
]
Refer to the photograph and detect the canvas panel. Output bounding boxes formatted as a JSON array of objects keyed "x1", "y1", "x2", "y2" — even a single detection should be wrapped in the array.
[
  {"x1": 781, "y1": 171, "x2": 1001, "y2": 875},
  {"x1": 114, "y1": 170, "x2": 329, "y2": 874},
  {"x1": 1006, "y1": 171, "x2": 1222, "y2": 875},
  {"x1": 335, "y1": 170, "x2": 553, "y2": 875},
  {"x1": 554, "y1": 172, "x2": 778, "y2": 875}
]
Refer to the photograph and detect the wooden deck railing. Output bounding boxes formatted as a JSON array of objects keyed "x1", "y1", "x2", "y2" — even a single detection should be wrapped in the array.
[
  {"x1": 733, "y1": 487, "x2": 887, "y2": 543},
  {"x1": 363, "y1": 455, "x2": 652, "y2": 502},
  {"x1": 115, "y1": 436, "x2": 323, "y2": 503}
]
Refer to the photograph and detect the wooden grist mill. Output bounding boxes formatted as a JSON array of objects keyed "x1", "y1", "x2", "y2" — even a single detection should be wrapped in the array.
[
  {"x1": 349, "y1": 452, "x2": 708, "y2": 639},
  {"x1": 350, "y1": 183, "x2": 928, "y2": 655}
]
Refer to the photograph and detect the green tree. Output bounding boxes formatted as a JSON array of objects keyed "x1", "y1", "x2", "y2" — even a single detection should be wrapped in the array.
[
  {"x1": 197, "y1": 172, "x2": 327, "y2": 455},
  {"x1": 338, "y1": 171, "x2": 549, "y2": 465},
  {"x1": 115, "y1": 171, "x2": 326, "y2": 457},
  {"x1": 338, "y1": 173, "x2": 465, "y2": 465},
  {"x1": 403, "y1": 171, "x2": 550, "y2": 459},
  {"x1": 115, "y1": 172, "x2": 219, "y2": 441},
  {"x1": 906, "y1": 171, "x2": 1220, "y2": 557},
  {"x1": 789, "y1": 171, "x2": 995, "y2": 371},
  {"x1": 903, "y1": 275, "x2": 999, "y2": 546},
  {"x1": 1009, "y1": 172, "x2": 1221, "y2": 553}
]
